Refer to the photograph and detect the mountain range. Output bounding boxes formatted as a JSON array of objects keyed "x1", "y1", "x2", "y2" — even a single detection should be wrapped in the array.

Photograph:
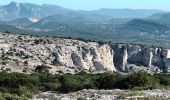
[
  {"x1": 0, "y1": 1, "x2": 72, "y2": 21},
  {"x1": 0, "y1": 1, "x2": 165, "y2": 21},
  {"x1": 1, "y1": 1, "x2": 170, "y2": 48}
]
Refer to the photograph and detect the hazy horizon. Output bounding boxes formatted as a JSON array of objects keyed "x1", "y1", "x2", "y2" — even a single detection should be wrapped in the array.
[{"x1": 0, "y1": 0, "x2": 170, "y2": 11}]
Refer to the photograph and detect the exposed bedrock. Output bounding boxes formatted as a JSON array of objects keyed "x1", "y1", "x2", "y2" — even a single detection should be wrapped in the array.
[
  {"x1": 0, "y1": 33, "x2": 170, "y2": 74},
  {"x1": 110, "y1": 44, "x2": 169, "y2": 73}
]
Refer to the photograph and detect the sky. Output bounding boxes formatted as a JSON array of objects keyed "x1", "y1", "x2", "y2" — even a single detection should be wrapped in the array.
[{"x1": 0, "y1": 0, "x2": 170, "y2": 11}]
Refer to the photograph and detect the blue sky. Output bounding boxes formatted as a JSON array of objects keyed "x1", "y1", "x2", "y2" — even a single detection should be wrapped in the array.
[{"x1": 0, "y1": 0, "x2": 170, "y2": 11}]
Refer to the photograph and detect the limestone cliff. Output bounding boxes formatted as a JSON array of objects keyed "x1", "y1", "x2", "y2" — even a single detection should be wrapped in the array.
[
  {"x1": 0, "y1": 32, "x2": 170, "y2": 74},
  {"x1": 111, "y1": 44, "x2": 169, "y2": 73}
]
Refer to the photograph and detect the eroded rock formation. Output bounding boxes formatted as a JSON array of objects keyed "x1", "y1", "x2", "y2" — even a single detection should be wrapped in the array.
[{"x1": 0, "y1": 32, "x2": 170, "y2": 74}]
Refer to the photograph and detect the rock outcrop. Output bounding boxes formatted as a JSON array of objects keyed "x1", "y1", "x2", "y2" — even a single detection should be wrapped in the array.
[
  {"x1": 111, "y1": 44, "x2": 169, "y2": 73},
  {"x1": 0, "y1": 32, "x2": 170, "y2": 74}
]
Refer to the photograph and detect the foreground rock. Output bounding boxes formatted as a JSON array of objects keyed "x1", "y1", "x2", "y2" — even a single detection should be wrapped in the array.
[
  {"x1": 1, "y1": 32, "x2": 170, "y2": 74},
  {"x1": 31, "y1": 89, "x2": 170, "y2": 100},
  {"x1": 32, "y1": 89, "x2": 122, "y2": 100}
]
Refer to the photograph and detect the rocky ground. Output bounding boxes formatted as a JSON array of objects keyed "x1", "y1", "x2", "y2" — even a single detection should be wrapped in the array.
[
  {"x1": 32, "y1": 89, "x2": 124, "y2": 100},
  {"x1": 31, "y1": 89, "x2": 170, "y2": 100}
]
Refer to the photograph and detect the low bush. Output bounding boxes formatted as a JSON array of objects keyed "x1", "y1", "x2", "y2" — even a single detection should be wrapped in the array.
[
  {"x1": 0, "y1": 71, "x2": 170, "y2": 99},
  {"x1": 116, "y1": 72, "x2": 157, "y2": 89}
]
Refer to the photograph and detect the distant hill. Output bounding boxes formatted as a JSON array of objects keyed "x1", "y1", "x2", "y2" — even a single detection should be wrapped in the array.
[
  {"x1": 148, "y1": 13, "x2": 170, "y2": 26},
  {"x1": 85, "y1": 8, "x2": 165, "y2": 19},
  {"x1": 0, "y1": 20, "x2": 5, "y2": 24},
  {"x1": 116, "y1": 19, "x2": 170, "y2": 36},
  {"x1": 30, "y1": 13, "x2": 113, "y2": 35}
]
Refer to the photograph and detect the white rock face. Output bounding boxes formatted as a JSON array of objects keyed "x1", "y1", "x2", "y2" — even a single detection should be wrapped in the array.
[
  {"x1": 0, "y1": 32, "x2": 170, "y2": 74},
  {"x1": 0, "y1": 33, "x2": 115, "y2": 74},
  {"x1": 111, "y1": 44, "x2": 170, "y2": 73}
]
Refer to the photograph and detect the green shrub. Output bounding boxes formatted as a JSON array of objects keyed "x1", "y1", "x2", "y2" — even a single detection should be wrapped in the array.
[
  {"x1": 59, "y1": 74, "x2": 96, "y2": 93},
  {"x1": 0, "y1": 71, "x2": 170, "y2": 99},
  {"x1": 35, "y1": 65, "x2": 50, "y2": 73},
  {"x1": 43, "y1": 83, "x2": 61, "y2": 91},
  {"x1": 96, "y1": 74, "x2": 117, "y2": 89},
  {"x1": 1, "y1": 93, "x2": 19, "y2": 100},
  {"x1": 0, "y1": 71, "x2": 39, "y2": 98},
  {"x1": 116, "y1": 72, "x2": 157, "y2": 89},
  {"x1": 17, "y1": 86, "x2": 33, "y2": 98},
  {"x1": 38, "y1": 73, "x2": 60, "y2": 91},
  {"x1": 154, "y1": 74, "x2": 170, "y2": 86}
]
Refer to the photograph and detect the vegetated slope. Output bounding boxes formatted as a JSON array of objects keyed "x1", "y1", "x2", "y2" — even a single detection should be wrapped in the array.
[
  {"x1": 117, "y1": 19, "x2": 170, "y2": 36},
  {"x1": 113, "y1": 19, "x2": 170, "y2": 46},
  {"x1": 106, "y1": 18, "x2": 133, "y2": 25},
  {"x1": 1, "y1": 17, "x2": 170, "y2": 48},
  {"x1": 30, "y1": 14, "x2": 113, "y2": 35},
  {"x1": 7, "y1": 18, "x2": 39, "y2": 26},
  {"x1": 0, "y1": 20, "x2": 2, "y2": 22},
  {"x1": 0, "y1": 24, "x2": 19, "y2": 32},
  {"x1": 29, "y1": 14, "x2": 170, "y2": 47},
  {"x1": 148, "y1": 13, "x2": 170, "y2": 26},
  {"x1": 0, "y1": 20, "x2": 5, "y2": 24}
]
